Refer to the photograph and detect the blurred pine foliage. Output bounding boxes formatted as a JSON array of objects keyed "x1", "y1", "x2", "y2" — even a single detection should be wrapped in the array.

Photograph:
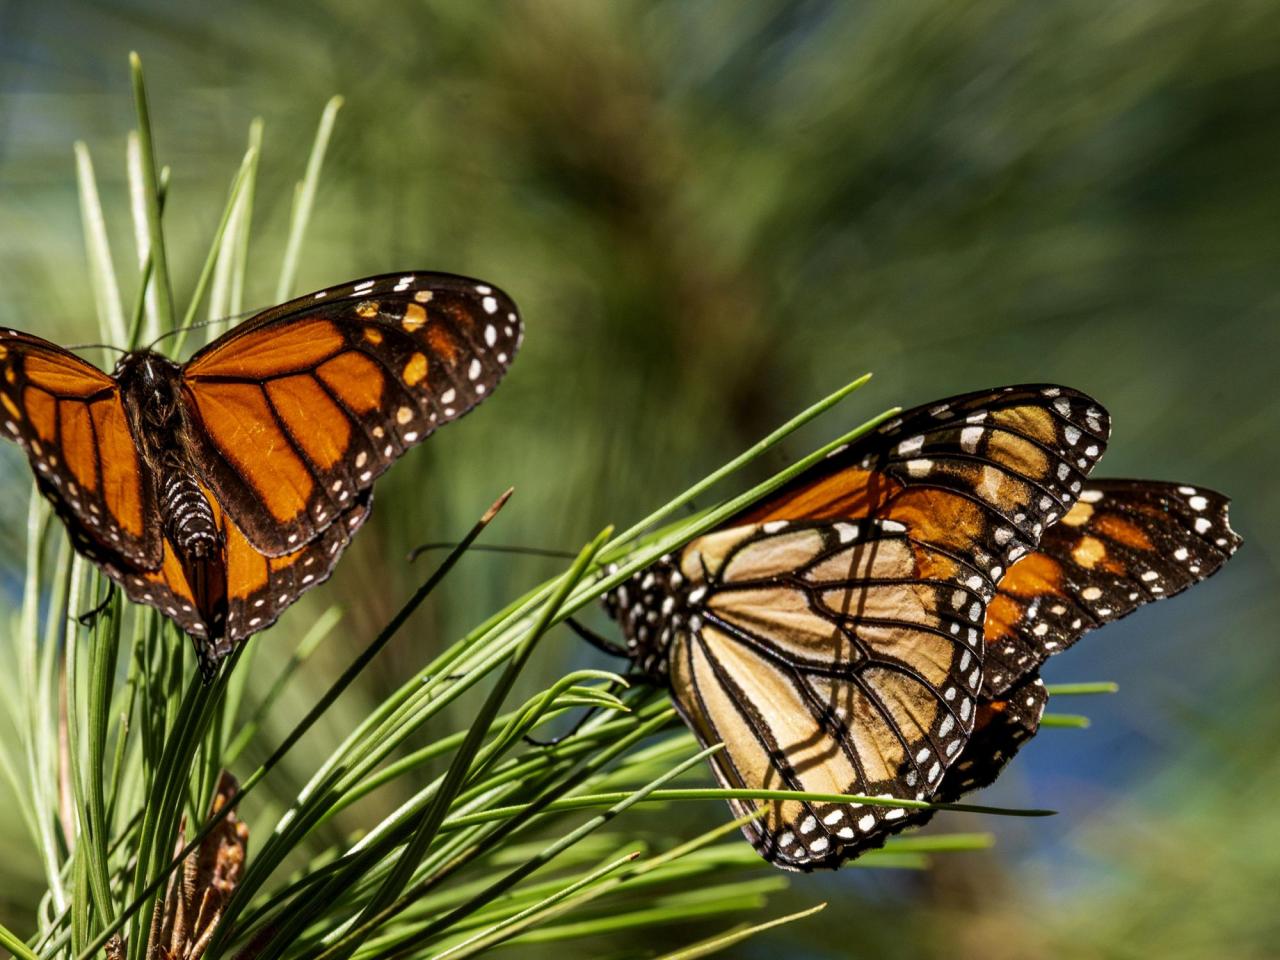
[{"x1": 1, "y1": 1, "x2": 1277, "y2": 956}]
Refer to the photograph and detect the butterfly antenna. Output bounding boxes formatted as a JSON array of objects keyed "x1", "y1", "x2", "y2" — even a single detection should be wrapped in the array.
[
  {"x1": 407, "y1": 542, "x2": 579, "y2": 563},
  {"x1": 65, "y1": 342, "x2": 129, "y2": 358},
  {"x1": 143, "y1": 305, "x2": 265, "y2": 353}
]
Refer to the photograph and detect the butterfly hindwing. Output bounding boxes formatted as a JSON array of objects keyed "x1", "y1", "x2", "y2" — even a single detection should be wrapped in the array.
[
  {"x1": 982, "y1": 480, "x2": 1242, "y2": 696},
  {"x1": 102, "y1": 486, "x2": 373, "y2": 673},
  {"x1": 218, "y1": 489, "x2": 372, "y2": 646},
  {"x1": 894, "y1": 672, "x2": 1049, "y2": 837},
  {"x1": 936, "y1": 672, "x2": 1048, "y2": 803},
  {"x1": 663, "y1": 518, "x2": 988, "y2": 870},
  {"x1": 180, "y1": 272, "x2": 520, "y2": 556},
  {"x1": 0, "y1": 330, "x2": 161, "y2": 568}
]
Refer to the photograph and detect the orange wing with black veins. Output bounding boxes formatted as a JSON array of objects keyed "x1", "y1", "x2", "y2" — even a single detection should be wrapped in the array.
[
  {"x1": 981, "y1": 479, "x2": 1241, "y2": 696},
  {"x1": 180, "y1": 272, "x2": 520, "y2": 557},
  {"x1": 0, "y1": 330, "x2": 161, "y2": 569},
  {"x1": 108, "y1": 483, "x2": 371, "y2": 673},
  {"x1": 734, "y1": 385, "x2": 1111, "y2": 584}
]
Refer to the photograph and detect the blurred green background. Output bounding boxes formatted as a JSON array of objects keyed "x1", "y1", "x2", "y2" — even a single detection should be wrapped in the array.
[{"x1": 1, "y1": 0, "x2": 1277, "y2": 956}]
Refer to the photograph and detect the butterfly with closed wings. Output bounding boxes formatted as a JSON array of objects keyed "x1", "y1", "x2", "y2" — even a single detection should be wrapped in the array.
[
  {"x1": 0, "y1": 272, "x2": 521, "y2": 678},
  {"x1": 599, "y1": 385, "x2": 1240, "y2": 870}
]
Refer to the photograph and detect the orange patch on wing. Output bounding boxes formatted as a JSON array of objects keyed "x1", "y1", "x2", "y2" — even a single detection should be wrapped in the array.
[
  {"x1": 222, "y1": 514, "x2": 269, "y2": 601},
  {"x1": 984, "y1": 593, "x2": 1022, "y2": 644},
  {"x1": 996, "y1": 551, "x2": 1063, "y2": 598},
  {"x1": 317, "y1": 351, "x2": 383, "y2": 414},
  {"x1": 402, "y1": 302, "x2": 427, "y2": 332},
  {"x1": 878, "y1": 488, "x2": 989, "y2": 558},
  {"x1": 265, "y1": 375, "x2": 351, "y2": 471},
  {"x1": 1093, "y1": 514, "x2": 1155, "y2": 551},
  {"x1": 149, "y1": 541, "x2": 196, "y2": 604},
  {"x1": 363, "y1": 327, "x2": 383, "y2": 345},
  {"x1": 58, "y1": 400, "x2": 98, "y2": 492},
  {"x1": 402, "y1": 353, "x2": 428, "y2": 387},
  {"x1": 22, "y1": 387, "x2": 56, "y2": 440},
  {"x1": 23, "y1": 353, "x2": 112, "y2": 397},
  {"x1": 89, "y1": 397, "x2": 144, "y2": 537},
  {"x1": 426, "y1": 323, "x2": 459, "y2": 364},
  {"x1": 188, "y1": 382, "x2": 314, "y2": 522},
  {"x1": 736, "y1": 468, "x2": 900, "y2": 524},
  {"x1": 910, "y1": 546, "x2": 965, "y2": 582},
  {"x1": 268, "y1": 548, "x2": 306, "y2": 573},
  {"x1": 188, "y1": 318, "x2": 344, "y2": 379}
]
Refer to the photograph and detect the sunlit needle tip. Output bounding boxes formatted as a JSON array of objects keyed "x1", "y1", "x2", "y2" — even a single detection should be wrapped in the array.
[{"x1": 482, "y1": 487, "x2": 516, "y2": 524}]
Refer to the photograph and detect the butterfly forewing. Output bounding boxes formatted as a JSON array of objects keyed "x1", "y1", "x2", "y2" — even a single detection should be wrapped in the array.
[
  {"x1": 735, "y1": 384, "x2": 1111, "y2": 580},
  {"x1": 0, "y1": 330, "x2": 161, "y2": 568},
  {"x1": 181, "y1": 272, "x2": 521, "y2": 556},
  {"x1": 879, "y1": 480, "x2": 1240, "y2": 834},
  {"x1": 982, "y1": 480, "x2": 1241, "y2": 695},
  {"x1": 664, "y1": 519, "x2": 988, "y2": 870},
  {"x1": 218, "y1": 489, "x2": 371, "y2": 646}
]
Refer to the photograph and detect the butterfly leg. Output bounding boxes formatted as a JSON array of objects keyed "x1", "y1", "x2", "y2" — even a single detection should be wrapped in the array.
[
  {"x1": 523, "y1": 704, "x2": 605, "y2": 749},
  {"x1": 522, "y1": 670, "x2": 657, "y2": 748},
  {"x1": 77, "y1": 584, "x2": 117, "y2": 628},
  {"x1": 565, "y1": 616, "x2": 630, "y2": 659},
  {"x1": 524, "y1": 619, "x2": 651, "y2": 747}
]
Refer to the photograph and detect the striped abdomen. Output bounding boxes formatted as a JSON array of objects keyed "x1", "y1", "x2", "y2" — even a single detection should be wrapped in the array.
[{"x1": 161, "y1": 472, "x2": 218, "y2": 558}]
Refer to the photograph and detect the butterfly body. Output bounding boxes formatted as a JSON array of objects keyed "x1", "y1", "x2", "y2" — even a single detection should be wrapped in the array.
[
  {"x1": 1, "y1": 271, "x2": 521, "y2": 676},
  {"x1": 111, "y1": 350, "x2": 234, "y2": 656}
]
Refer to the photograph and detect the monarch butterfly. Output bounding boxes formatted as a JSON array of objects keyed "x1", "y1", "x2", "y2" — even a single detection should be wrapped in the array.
[
  {"x1": 601, "y1": 385, "x2": 1240, "y2": 869},
  {"x1": 0, "y1": 272, "x2": 521, "y2": 678}
]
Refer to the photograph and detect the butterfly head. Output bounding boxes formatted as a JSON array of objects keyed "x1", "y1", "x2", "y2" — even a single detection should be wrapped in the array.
[
  {"x1": 602, "y1": 554, "x2": 703, "y2": 679},
  {"x1": 113, "y1": 350, "x2": 184, "y2": 428}
]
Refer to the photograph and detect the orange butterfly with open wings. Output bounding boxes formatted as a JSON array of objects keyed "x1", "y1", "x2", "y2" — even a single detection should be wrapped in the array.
[{"x1": 0, "y1": 272, "x2": 521, "y2": 677}]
